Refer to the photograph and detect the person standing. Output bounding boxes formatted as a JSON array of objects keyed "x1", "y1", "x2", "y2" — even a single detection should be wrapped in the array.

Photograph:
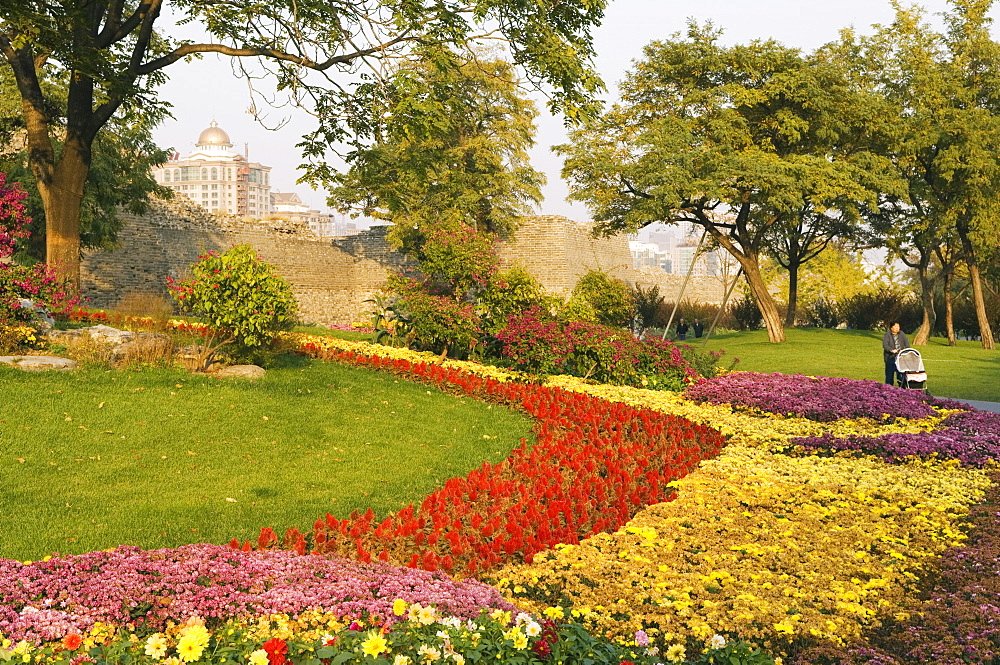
[
  {"x1": 693, "y1": 319, "x2": 704, "y2": 338},
  {"x1": 882, "y1": 321, "x2": 909, "y2": 386},
  {"x1": 676, "y1": 318, "x2": 690, "y2": 341}
]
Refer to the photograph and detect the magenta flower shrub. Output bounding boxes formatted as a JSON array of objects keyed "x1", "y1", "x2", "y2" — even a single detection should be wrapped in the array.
[
  {"x1": 0, "y1": 172, "x2": 31, "y2": 259},
  {"x1": 495, "y1": 307, "x2": 717, "y2": 390},
  {"x1": 792, "y1": 409, "x2": 1000, "y2": 467},
  {"x1": 685, "y1": 372, "x2": 936, "y2": 422},
  {"x1": 0, "y1": 544, "x2": 513, "y2": 643}
]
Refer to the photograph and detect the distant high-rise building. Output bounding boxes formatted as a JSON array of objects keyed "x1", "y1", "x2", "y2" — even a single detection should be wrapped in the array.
[
  {"x1": 152, "y1": 121, "x2": 272, "y2": 217},
  {"x1": 270, "y1": 191, "x2": 336, "y2": 236}
]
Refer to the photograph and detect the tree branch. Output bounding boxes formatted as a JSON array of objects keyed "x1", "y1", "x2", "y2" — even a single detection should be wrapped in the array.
[{"x1": 136, "y1": 32, "x2": 415, "y2": 76}]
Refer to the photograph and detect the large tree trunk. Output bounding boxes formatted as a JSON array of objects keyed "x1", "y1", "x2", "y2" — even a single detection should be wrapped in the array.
[
  {"x1": 743, "y1": 261, "x2": 786, "y2": 343},
  {"x1": 967, "y1": 259, "x2": 995, "y2": 349},
  {"x1": 957, "y1": 227, "x2": 995, "y2": 349},
  {"x1": 785, "y1": 259, "x2": 800, "y2": 327},
  {"x1": 912, "y1": 268, "x2": 936, "y2": 345},
  {"x1": 38, "y1": 158, "x2": 87, "y2": 288},
  {"x1": 943, "y1": 270, "x2": 956, "y2": 346}
]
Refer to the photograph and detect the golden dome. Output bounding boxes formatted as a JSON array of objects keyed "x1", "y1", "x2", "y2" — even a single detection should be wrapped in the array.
[{"x1": 196, "y1": 121, "x2": 232, "y2": 147}]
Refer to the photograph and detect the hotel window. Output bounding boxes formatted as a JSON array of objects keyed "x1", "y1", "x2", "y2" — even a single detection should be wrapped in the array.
[
  {"x1": 164, "y1": 170, "x2": 171, "y2": 182},
  {"x1": 212, "y1": 192, "x2": 218, "y2": 198},
  {"x1": 202, "y1": 185, "x2": 208, "y2": 190},
  {"x1": 174, "y1": 169, "x2": 180, "y2": 181},
  {"x1": 201, "y1": 168, "x2": 208, "y2": 180},
  {"x1": 211, "y1": 167, "x2": 217, "y2": 180},
  {"x1": 211, "y1": 184, "x2": 218, "y2": 190}
]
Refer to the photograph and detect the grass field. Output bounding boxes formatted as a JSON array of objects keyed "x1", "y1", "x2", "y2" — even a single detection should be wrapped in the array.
[
  {"x1": 0, "y1": 357, "x2": 532, "y2": 561},
  {"x1": 700, "y1": 327, "x2": 1000, "y2": 402}
]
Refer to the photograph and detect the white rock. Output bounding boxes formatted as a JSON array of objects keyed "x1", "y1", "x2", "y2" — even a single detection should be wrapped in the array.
[{"x1": 0, "y1": 355, "x2": 79, "y2": 371}]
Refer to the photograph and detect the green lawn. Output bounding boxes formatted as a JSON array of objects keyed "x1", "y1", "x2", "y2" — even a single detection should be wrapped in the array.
[
  {"x1": 0, "y1": 357, "x2": 532, "y2": 561},
  {"x1": 701, "y1": 327, "x2": 1000, "y2": 402}
]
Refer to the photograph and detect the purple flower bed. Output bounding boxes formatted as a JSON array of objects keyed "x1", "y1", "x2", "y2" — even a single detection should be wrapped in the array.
[
  {"x1": 0, "y1": 543, "x2": 514, "y2": 643},
  {"x1": 792, "y1": 409, "x2": 1000, "y2": 467},
  {"x1": 685, "y1": 372, "x2": 937, "y2": 422},
  {"x1": 792, "y1": 469, "x2": 1000, "y2": 665}
]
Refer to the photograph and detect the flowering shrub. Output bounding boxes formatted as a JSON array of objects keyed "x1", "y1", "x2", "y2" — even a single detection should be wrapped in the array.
[
  {"x1": 246, "y1": 339, "x2": 726, "y2": 576},
  {"x1": 0, "y1": 262, "x2": 81, "y2": 326},
  {"x1": 792, "y1": 409, "x2": 1000, "y2": 467},
  {"x1": 495, "y1": 307, "x2": 716, "y2": 390},
  {"x1": 384, "y1": 275, "x2": 481, "y2": 357},
  {"x1": 0, "y1": 544, "x2": 512, "y2": 643},
  {"x1": 0, "y1": 172, "x2": 31, "y2": 259},
  {"x1": 167, "y1": 245, "x2": 297, "y2": 361},
  {"x1": 685, "y1": 372, "x2": 936, "y2": 422},
  {"x1": 416, "y1": 223, "x2": 499, "y2": 295}
]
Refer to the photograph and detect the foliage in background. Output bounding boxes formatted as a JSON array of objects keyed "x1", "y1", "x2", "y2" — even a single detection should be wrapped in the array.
[
  {"x1": 1, "y1": 0, "x2": 604, "y2": 288},
  {"x1": 565, "y1": 270, "x2": 634, "y2": 328},
  {"x1": 839, "y1": 288, "x2": 920, "y2": 331},
  {"x1": 495, "y1": 307, "x2": 717, "y2": 389},
  {"x1": 556, "y1": 24, "x2": 895, "y2": 343},
  {"x1": 728, "y1": 297, "x2": 764, "y2": 331},
  {"x1": 327, "y1": 55, "x2": 545, "y2": 253},
  {"x1": 631, "y1": 283, "x2": 666, "y2": 333},
  {"x1": 167, "y1": 245, "x2": 297, "y2": 365},
  {"x1": 0, "y1": 69, "x2": 170, "y2": 264}
]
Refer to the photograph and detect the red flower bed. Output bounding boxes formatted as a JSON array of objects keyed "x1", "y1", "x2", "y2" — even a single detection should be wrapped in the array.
[{"x1": 233, "y1": 343, "x2": 726, "y2": 576}]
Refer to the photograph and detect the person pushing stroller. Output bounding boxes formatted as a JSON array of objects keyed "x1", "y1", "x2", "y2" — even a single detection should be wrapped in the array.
[{"x1": 882, "y1": 321, "x2": 908, "y2": 386}]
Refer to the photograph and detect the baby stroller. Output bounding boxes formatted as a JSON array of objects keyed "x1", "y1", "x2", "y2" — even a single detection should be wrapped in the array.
[{"x1": 895, "y1": 348, "x2": 928, "y2": 391}]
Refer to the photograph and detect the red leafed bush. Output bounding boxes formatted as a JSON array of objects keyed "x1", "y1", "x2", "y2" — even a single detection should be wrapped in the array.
[{"x1": 234, "y1": 344, "x2": 727, "y2": 576}]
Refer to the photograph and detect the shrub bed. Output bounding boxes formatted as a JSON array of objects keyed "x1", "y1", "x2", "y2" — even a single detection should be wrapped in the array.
[
  {"x1": 685, "y1": 372, "x2": 937, "y2": 422},
  {"x1": 0, "y1": 544, "x2": 510, "y2": 643},
  {"x1": 241, "y1": 340, "x2": 726, "y2": 577},
  {"x1": 792, "y1": 468, "x2": 1000, "y2": 665},
  {"x1": 792, "y1": 409, "x2": 1000, "y2": 467}
]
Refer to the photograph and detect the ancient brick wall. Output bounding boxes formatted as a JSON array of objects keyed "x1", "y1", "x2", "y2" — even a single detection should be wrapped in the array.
[{"x1": 81, "y1": 201, "x2": 725, "y2": 325}]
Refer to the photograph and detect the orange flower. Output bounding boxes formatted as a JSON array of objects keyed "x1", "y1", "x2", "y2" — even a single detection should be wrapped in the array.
[{"x1": 63, "y1": 633, "x2": 83, "y2": 650}]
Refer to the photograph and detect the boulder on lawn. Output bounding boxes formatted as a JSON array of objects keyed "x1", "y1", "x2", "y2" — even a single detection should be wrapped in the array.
[
  {"x1": 0, "y1": 355, "x2": 78, "y2": 371},
  {"x1": 213, "y1": 365, "x2": 266, "y2": 379}
]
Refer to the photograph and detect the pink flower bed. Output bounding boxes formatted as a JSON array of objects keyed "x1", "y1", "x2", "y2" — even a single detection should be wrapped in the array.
[{"x1": 0, "y1": 544, "x2": 512, "y2": 643}]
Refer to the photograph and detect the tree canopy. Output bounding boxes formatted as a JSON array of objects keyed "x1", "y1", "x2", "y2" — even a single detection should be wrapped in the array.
[
  {"x1": 1, "y1": 0, "x2": 606, "y2": 287},
  {"x1": 323, "y1": 54, "x2": 545, "y2": 257},
  {"x1": 557, "y1": 24, "x2": 887, "y2": 343},
  {"x1": 828, "y1": 0, "x2": 1000, "y2": 349},
  {"x1": 0, "y1": 69, "x2": 168, "y2": 263}
]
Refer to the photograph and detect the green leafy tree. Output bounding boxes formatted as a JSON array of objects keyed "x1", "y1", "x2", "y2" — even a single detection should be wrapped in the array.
[
  {"x1": 557, "y1": 24, "x2": 886, "y2": 343},
  {"x1": 829, "y1": 0, "x2": 1000, "y2": 348},
  {"x1": 477, "y1": 263, "x2": 551, "y2": 335},
  {"x1": 167, "y1": 245, "x2": 297, "y2": 366},
  {"x1": 0, "y1": 0, "x2": 604, "y2": 288},
  {"x1": 569, "y1": 270, "x2": 633, "y2": 328},
  {"x1": 325, "y1": 55, "x2": 546, "y2": 254},
  {"x1": 1, "y1": 68, "x2": 169, "y2": 263}
]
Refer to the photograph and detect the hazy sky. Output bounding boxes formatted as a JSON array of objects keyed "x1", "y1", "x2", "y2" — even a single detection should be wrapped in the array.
[{"x1": 153, "y1": 0, "x2": 988, "y2": 223}]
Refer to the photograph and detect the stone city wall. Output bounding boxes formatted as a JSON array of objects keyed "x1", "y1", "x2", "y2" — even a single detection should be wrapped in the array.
[{"x1": 81, "y1": 199, "x2": 725, "y2": 325}]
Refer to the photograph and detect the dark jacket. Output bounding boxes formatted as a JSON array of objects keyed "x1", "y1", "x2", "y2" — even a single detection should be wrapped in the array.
[{"x1": 882, "y1": 329, "x2": 909, "y2": 362}]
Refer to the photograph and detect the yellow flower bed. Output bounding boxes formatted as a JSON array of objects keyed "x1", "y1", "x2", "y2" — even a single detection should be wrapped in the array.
[
  {"x1": 289, "y1": 332, "x2": 991, "y2": 656},
  {"x1": 492, "y1": 444, "x2": 991, "y2": 653}
]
